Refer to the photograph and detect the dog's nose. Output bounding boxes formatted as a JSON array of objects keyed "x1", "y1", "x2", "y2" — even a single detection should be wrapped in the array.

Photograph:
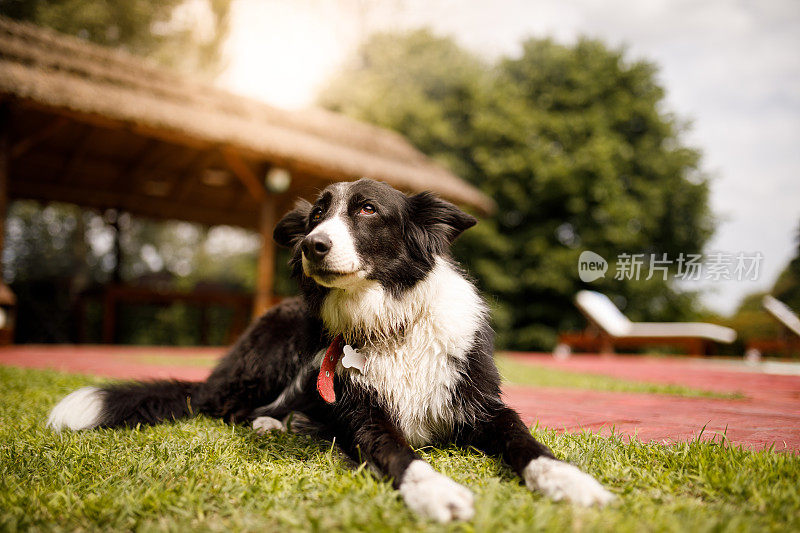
[{"x1": 302, "y1": 234, "x2": 332, "y2": 262}]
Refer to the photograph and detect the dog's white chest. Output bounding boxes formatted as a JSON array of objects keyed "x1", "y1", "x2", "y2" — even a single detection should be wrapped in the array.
[
  {"x1": 326, "y1": 258, "x2": 487, "y2": 447},
  {"x1": 345, "y1": 317, "x2": 467, "y2": 447}
]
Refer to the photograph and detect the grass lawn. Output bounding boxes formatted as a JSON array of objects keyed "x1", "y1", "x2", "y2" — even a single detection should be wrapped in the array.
[{"x1": 1, "y1": 365, "x2": 797, "y2": 532}]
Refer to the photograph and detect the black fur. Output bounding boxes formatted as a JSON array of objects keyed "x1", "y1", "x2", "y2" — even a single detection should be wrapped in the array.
[
  {"x1": 70, "y1": 179, "x2": 561, "y2": 509},
  {"x1": 273, "y1": 199, "x2": 312, "y2": 248},
  {"x1": 406, "y1": 191, "x2": 477, "y2": 259},
  {"x1": 99, "y1": 380, "x2": 199, "y2": 427}
]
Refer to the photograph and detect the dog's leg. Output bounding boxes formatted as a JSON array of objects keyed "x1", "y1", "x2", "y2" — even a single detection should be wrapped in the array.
[
  {"x1": 250, "y1": 366, "x2": 317, "y2": 423},
  {"x1": 467, "y1": 404, "x2": 614, "y2": 506},
  {"x1": 335, "y1": 403, "x2": 474, "y2": 523},
  {"x1": 252, "y1": 416, "x2": 286, "y2": 434}
]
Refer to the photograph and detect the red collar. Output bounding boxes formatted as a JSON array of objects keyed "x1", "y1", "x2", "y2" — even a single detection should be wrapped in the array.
[{"x1": 317, "y1": 334, "x2": 344, "y2": 403}]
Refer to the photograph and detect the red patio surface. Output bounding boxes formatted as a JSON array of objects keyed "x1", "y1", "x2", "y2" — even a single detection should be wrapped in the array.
[
  {"x1": 1, "y1": 346, "x2": 798, "y2": 451},
  {"x1": 0, "y1": 345, "x2": 219, "y2": 381},
  {"x1": 502, "y1": 353, "x2": 800, "y2": 452}
]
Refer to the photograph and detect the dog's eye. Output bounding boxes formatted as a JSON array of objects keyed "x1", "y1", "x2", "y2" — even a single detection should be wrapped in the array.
[
  {"x1": 359, "y1": 204, "x2": 376, "y2": 215},
  {"x1": 310, "y1": 208, "x2": 323, "y2": 222}
]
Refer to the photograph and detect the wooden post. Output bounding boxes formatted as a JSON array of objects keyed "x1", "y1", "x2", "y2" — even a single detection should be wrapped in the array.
[
  {"x1": 254, "y1": 195, "x2": 276, "y2": 318},
  {"x1": 0, "y1": 104, "x2": 9, "y2": 268},
  {"x1": 0, "y1": 104, "x2": 18, "y2": 345},
  {"x1": 102, "y1": 289, "x2": 116, "y2": 344},
  {"x1": 101, "y1": 210, "x2": 122, "y2": 343},
  {"x1": 599, "y1": 333, "x2": 615, "y2": 355},
  {"x1": 109, "y1": 209, "x2": 122, "y2": 284},
  {"x1": 221, "y1": 149, "x2": 277, "y2": 320}
]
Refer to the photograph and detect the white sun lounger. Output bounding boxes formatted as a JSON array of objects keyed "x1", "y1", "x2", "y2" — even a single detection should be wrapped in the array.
[
  {"x1": 762, "y1": 295, "x2": 800, "y2": 338},
  {"x1": 746, "y1": 295, "x2": 800, "y2": 358},
  {"x1": 556, "y1": 290, "x2": 736, "y2": 355}
]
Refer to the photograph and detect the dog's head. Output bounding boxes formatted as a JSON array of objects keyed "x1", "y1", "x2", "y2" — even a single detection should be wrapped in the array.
[{"x1": 274, "y1": 179, "x2": 476, "y2": 297}]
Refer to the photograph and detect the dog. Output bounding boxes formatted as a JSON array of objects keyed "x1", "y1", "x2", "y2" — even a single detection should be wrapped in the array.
[{"x1": 48, "y1": 179, "x2": 614, "y2": 522}]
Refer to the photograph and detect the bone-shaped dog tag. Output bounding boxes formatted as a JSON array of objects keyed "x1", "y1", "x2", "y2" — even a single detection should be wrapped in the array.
[{"x1": 341, "y1": 345, "x2": 366, "y2": 373}]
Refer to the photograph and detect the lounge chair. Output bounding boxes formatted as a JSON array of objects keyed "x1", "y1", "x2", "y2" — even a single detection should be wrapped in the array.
[
  {"x1": 555, "y1": 290, "x2": 737, "y2": 356},
  {"x1": 745, "y1": 295, "x2": 800, "y2": 358}
]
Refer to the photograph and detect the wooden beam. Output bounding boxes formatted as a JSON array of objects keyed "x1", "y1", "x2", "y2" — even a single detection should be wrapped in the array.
[
  {"x1": 253, "y1": 195, "x2": 277, "y2": 318},
  {"x1": 10, "y1": 116, "x2": 69, "y2": 159},
  {"x1": 56, "y1": 126, "x2": 93, "y2": 183},
  {"x1": 174, "y1": 149, "x2": 218, "y2": 202},
  {"x1": 121, "y1": 138, "x2": 159, "y2": 174},
  {"x1": 226, "y1": 187, "x2": 250, "y2": 211},
  {"x1": 114, "y1": 140, "x2": 173, "y2": 193},
  {"x1": 222, "y1": 148, "x2": 266, "y2": 202}
]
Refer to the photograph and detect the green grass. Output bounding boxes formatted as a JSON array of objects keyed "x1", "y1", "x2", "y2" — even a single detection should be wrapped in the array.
[
  {"x1": 2, "y1": 365, "x2": 796, "y2": 532},
  {"x1": 495, "y1": 355, "x2": 744, "y2": 399}
]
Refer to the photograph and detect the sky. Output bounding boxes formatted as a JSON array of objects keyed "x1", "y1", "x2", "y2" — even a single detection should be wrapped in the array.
[{"x1": 219, "y1": 0, "x2": 800, "y2": 315}]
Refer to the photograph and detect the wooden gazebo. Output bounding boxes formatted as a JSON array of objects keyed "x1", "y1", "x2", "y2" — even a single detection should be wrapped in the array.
[{"x1": 0, "y1": 17, "x2": 493, "y2": 342}]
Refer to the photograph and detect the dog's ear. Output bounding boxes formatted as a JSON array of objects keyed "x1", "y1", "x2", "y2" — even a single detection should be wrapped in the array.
[
  {"x1": 274, "y1": 199, "x2": 312, "y2": 248},
  {"x1": 406, "y1": 192, "x2": 477, "y2": 255}
]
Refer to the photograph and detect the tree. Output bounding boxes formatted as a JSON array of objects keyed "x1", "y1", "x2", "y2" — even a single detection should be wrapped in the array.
[
  {"x1": 2, "y1": 202, "x2": 263, "y2": 343},
  {"x1": 725, "y1": 220, "x2": 799, "y2": 351},
  {"x1": 321, "y1": 30, "x2": 714, "y2": 349},
  {"x1": 772, "y1": 220, "x2": 800, "y2": 311},
  {"x1": 0, "y1": 0, "x2": 231, "y2": 77}
]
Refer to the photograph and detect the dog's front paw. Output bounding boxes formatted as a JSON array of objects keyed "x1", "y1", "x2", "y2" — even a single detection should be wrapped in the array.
[
  {"x1": 252, "y1": 416, "x2": 285, "y2": 435},
  {"x1": 399, "y1": 460, "x2": 474, "y2": 522},
  {"x1": 523, "y1": 457, "x2": 615, "y2": 506}
]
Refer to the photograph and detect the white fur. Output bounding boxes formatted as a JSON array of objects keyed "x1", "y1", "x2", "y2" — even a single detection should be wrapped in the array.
[
  {"x1": 323, "y1": 258, "x2": 486, "y2": 446},
  {"x1": 47, "y1": 387, "x2": 105, "y2": 432},
  {"x1": 252, "y1": 416, "x2": 286, "y2": 434},
  {"x1": 303, "y1": 194, "x2": 363, "y2": 289},
  {"x1": 398, "y1": 460, "x2": 474, "y2": 522},
  {"x1": 523, "y1": 457, "x2": 615, "y2": 506}
]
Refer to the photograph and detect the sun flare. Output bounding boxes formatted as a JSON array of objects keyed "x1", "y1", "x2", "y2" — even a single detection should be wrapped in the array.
[{"x1": 220, "y1": 0, "x2": 351, "y2": 109}]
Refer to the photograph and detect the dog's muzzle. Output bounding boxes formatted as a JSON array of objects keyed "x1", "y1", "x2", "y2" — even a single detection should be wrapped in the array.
[{"x1": 302, "y1": 233, "x2": 332, "y2": 263}]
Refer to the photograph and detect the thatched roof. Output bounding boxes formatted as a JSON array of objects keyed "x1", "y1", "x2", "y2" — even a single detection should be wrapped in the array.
[{"x1": 0, "y1": 16, "x2": 493, "y2": 228}]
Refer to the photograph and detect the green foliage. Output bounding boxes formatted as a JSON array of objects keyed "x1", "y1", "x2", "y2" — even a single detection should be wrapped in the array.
[
  {"x1": 4, "y1": 202, "x2": 108, "y2": 342},
  {"x1": 4, "y1": 201, "x2": 261, "y2": 344},
  {"x1": 0, "y1": 0, "x2": 232, "y2": 77},
  {"x1": 726, "y1": 220, "x2": 800, "y2": 351},
  {"x1": 2, "y1": 365, "x2": 799, "y2": 532},
  {"x1": 320, "y1": 30, "x2": 714, "y2": 349},
  {"x1": 724, "y1": 292, "x2": 780, "y2": 346},
  {"x1": 772, "y1": 220, "x2": 800, "y2": 312}
]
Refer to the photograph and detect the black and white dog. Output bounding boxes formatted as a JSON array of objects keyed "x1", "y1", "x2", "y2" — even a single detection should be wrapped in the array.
[{"x1": 48, "y1": 179, "x2": 613, "y2": 522}]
